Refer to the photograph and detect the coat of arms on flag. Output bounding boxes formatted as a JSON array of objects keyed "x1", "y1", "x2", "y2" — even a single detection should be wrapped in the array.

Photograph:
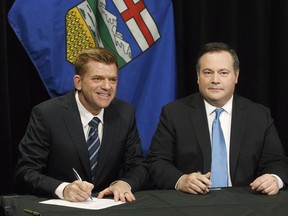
[{"x1": 66, "y1": 0, "x2": 160, "y2": 68}]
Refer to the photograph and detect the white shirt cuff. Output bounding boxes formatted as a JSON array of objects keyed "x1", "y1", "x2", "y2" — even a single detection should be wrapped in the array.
[
  {"x1": 271, "y1": 174, "x2": 284, "y2": 189},
  {"x1": 55, "y1": 182, "x2": 69, "y2": 199},
  {"x1": 110, "y1": 180, "x2": 131, "y2": 190},
  {"x1": 175, "y1": 175, "x2": 185, "y2": 190}
]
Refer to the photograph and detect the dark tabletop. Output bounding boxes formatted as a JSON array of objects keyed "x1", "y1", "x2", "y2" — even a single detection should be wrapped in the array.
[{"x1": 1, "y1": 187, "x2": 288, "y2": 216}]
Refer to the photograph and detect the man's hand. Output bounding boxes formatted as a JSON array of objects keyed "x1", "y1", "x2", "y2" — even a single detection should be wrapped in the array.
[
  {"x1": 63, "y1": 180, "x2": 94, "y2": 202},
  {"x1": 97, "y1": 180, "x2": 135, "y2": 202},
  {"x1": 176, "y1": 172, "x2": 211, "y2": 194},
  {"x1": 250, "y1": 174, "x2": 279, "y2": 195}
]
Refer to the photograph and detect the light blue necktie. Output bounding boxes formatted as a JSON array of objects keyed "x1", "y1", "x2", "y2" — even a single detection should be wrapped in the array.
[
  {"x1": 87, "y1": 117, "x2": 101, "y2": 182},
  {"x1": 210, "y1": 108, "x2": 228, "y2": 187}
]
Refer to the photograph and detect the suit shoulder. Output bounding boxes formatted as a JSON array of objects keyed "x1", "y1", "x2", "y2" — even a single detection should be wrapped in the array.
[
  {"x1": 111, "y1": 97, "x2": 133, "y2": 107},
  {"x1": 109, "y1": 98, "x2": 135, "y2": 113},
  {"x1": 33, "y1": 91, "x2": 73, "y2": 113},
  {"x1": 163, "y1": 93, "x2": 200, "y2": 110},
  {"x1": 234, "y1": 95, "x2": 270, "y2": 113}
]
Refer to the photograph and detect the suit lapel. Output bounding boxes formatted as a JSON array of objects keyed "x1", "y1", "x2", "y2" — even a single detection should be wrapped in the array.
[
  {"x1": 93, "y1": 104, "x2": 118, "y2": 181},
  {"x1": 189, "y1": 94, "x2": 212, "y2": 172},
  {"x1": 229, "y1": 96, "x2": 246, "y2": 183},
  {"x1": 62, "y1": 91, "x2": 92, "y2": 180}
]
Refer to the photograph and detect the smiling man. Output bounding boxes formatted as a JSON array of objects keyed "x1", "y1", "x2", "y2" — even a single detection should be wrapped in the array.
[
  {"x1": 14, "y1": 48, "x2": 148, "y2": 202},
  {"x1": 146, "y1": 42, "x2": 288, "y2": 196}
]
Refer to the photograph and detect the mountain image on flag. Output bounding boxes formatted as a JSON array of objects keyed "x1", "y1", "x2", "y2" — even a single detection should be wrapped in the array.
[{"x1": 8, "y1": 0, "x2": 177, "y2": 153}]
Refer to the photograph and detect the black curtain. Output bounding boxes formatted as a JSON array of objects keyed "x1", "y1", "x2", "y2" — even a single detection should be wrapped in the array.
[
  {"x1": 1, "y1": 0, "x2": 50, "y2": 195},
  {"x1": 1, "y1": 0, "x2": 288, "y2": 195}
]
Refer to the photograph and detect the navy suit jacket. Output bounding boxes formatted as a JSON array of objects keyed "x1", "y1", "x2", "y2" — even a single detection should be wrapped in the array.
[
  {"x1": 15, "y1": 91, "x2": 148, "y2": 197},
  {"x1": 147, "y1": 93, "x2": 288, "y2": 189}
]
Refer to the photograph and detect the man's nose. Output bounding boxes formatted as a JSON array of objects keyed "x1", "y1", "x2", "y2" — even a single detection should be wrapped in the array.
[
  {"x1": 211, "y1": 73, "x2": 220, "y2": 84},
  {"x1": 101, "y1": 78, "x2": 111, "y2": 89}
]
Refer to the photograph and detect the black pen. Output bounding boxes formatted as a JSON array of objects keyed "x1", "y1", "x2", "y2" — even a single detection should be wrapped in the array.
[
  {"x1": 72, "y1": 167, "x2": 93, "y2": 200},
  {"x1": 24, "y1": 208, "x2": 41, "y2": 216}
]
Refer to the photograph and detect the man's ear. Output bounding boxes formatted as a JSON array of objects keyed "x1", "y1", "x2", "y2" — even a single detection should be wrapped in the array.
[{"x1": 73, "y1": 75, "x2": 81, "y2": 90}]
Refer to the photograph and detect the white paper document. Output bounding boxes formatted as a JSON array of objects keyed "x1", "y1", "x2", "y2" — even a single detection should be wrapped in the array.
[{"x1": 40, "y1": 197, "x2": 125, "y2": 210}]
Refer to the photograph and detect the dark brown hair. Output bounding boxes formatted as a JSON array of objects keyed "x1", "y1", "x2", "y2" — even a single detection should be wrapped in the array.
[{"x1": 196, "y1": 42, "x2": 240, "y2": 73}]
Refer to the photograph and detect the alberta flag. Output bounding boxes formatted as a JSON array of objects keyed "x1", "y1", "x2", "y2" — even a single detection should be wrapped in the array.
[{"x1": 8, "y1": 0, "x2": 177, "y2": 154}]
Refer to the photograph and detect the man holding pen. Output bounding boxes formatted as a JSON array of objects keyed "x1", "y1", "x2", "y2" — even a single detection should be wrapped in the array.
[{"x1": 14, "y1": 47, "x2": 148, "y2": 202}]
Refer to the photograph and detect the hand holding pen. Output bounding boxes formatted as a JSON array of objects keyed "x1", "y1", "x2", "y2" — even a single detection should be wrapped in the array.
[
  {"x1": 62, "y1": 168, "x2": 94, "y2": 202},
  {"x1": 72, "y1": 168, "x2": 93, "y2": 200}
]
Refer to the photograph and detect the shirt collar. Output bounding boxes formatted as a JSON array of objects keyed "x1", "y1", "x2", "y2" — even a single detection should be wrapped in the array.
[
  {"x1": 75, "y1": 91, "x2": 104, "y2": 127},
  {"x1": 204, "y1": 95, "x2": 233, "y2": 116}
]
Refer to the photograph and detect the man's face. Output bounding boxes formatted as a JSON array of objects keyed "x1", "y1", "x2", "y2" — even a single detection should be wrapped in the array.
[
  {"x1": 197, "y1": 51, "x2": 239, "y2": 107},
  {"x1": 74, "y1": 61, "x2": 118, "y2": 115}
]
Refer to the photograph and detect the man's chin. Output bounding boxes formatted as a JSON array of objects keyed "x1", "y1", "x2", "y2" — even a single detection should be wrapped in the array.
[
  {"x1": 205, "y1": 97, "x2": 224, "y2": 107},
  {"x1": 97, "y1": 100, "x2": 113, "y2": 108}
]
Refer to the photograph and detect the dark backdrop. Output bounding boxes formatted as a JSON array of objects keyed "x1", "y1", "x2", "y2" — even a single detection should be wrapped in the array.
[{"x1": 1, "y1": 0, "x2": 288, "y2": 195}]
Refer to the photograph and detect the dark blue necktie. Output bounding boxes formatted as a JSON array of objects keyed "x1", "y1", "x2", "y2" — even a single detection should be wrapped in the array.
[
  {"x1": 210, "y1": 108, "x2": 228, "y2": 187},
  {"x1": 87, "y1": 117, "x2": 101, "y2": 181}
]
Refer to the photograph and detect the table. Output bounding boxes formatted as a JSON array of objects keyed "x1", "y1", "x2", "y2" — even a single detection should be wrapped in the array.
[{"x1": 1, "y1": 187, "x2": 288, "y2": 216}]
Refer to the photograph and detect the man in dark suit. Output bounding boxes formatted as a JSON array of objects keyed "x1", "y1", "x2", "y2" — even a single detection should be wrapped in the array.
[
  {"x1": 146, "y1": 42, "x2": 288, "y2": 195},
  {"x1": 14, "y1": 47, "x2": 148, "y2": 202}
]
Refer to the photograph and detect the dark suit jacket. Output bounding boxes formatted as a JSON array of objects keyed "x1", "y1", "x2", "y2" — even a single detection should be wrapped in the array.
[
  {"x1": 146, "y1": 93, "x2": 288, "y2": 189},
  {"x1": 14, "y1": 91, "x2": 148, "y2": 197}
]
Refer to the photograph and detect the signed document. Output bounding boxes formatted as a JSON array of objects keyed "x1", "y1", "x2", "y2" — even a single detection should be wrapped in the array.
[{"x1": 40, "y1": 197, "x2": 125, "y2": 210}]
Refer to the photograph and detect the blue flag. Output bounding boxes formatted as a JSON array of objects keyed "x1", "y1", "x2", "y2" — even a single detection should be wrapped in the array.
[{"x1": 8, "y1": 0, "x2": 177, "y2": 154}]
